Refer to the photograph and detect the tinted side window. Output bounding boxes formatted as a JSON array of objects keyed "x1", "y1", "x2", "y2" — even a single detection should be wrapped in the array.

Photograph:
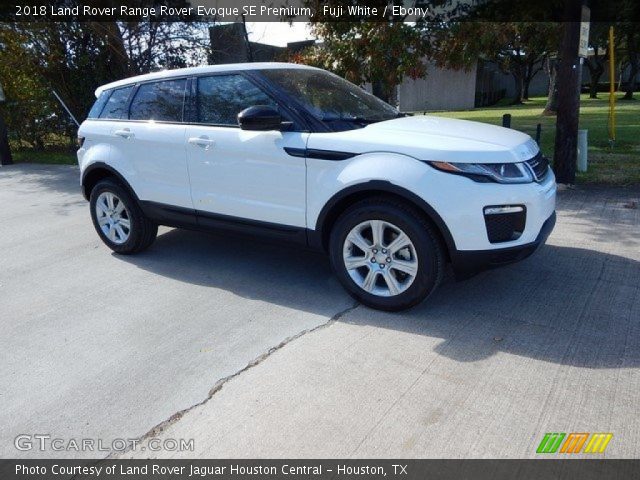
[
  {"x1": 99, "y1": 86, "x2": 133, "y2": 119},
  {"x1": 88, "y1": 90, "x2": 111, "y2": 119},
  {"x1": 197, "y1": 75, "x2": 276, "y2": 125},
  {"x1": 129, "y1": 79, "x2": 186, "y2": 122}
]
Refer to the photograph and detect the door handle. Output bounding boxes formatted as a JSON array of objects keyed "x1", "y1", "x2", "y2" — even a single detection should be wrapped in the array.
[
  {"x1": 187, "y1": 136, "x2": 215, "y2": 147},
  {"x1": 114, "y1": 129, "x2": 133, "y2": 139}
]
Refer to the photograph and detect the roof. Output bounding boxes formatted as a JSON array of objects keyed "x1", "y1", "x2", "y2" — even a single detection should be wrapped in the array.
[{"x1": 94, "y1": 62, "x2": 318, "y2": 97}]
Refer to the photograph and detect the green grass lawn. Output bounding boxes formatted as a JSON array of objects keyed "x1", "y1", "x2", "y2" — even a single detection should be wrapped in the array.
[
  {"x1": 12, "y1": 149, "x2": 76, "y2": 165},
  {"x1": 428, "y1": 94, "x2": 640, "y2": 185}
]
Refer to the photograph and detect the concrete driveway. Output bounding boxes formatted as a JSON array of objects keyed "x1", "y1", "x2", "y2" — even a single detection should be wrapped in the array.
[
  {"x1": 0, "y1": 164, "x2": 354, "y2": 459},
  {"x1": 1, "y1": 164, "x2": 639, "y2": 459}
]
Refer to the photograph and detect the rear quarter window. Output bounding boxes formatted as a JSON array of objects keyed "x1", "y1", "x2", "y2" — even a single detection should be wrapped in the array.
[
  {"x1": 87, "y1": 91, "x2": 111, "y2": 119},
  {"x1": 99, "y1": 86, "x2": 134, "y2": 120}
]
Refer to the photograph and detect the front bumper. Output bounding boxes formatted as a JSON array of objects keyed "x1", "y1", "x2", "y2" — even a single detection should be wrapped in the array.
[
  {"x1": 422, "y1": 166, "x2": 557, "y2": 251},
  {"x1": 450, "y1": 211, "x2": 556, "y2": 279}
]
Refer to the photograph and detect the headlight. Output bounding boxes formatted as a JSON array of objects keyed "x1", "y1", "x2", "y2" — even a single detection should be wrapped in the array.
[{"x1": 429, "y1": 161, "x2": 534, "y2": 184}]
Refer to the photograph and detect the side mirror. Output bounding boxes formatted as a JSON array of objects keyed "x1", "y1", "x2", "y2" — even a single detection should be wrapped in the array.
[{"x1": 238, "y1": 105, "x2": 282, "y2": 131}]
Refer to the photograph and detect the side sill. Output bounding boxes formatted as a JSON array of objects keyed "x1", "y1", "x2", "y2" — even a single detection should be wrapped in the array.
[
  {"x1": 196, "y1": 209, "x2": 308, "y2": 245},
  {"x1": 139, "y1": 201, "x2": 198, "y2": 229},
  {"x1": 139, "y1": 201, "x2": 312, "y2": 248}
]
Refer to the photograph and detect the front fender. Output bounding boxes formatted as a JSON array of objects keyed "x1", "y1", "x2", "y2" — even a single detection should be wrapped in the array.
[
  {"x1": 307, "y1": 152, "x2": 434, "y2": 227},
  {"x1": 306, "y1": 152, "x2": 456, "y2": 253}
]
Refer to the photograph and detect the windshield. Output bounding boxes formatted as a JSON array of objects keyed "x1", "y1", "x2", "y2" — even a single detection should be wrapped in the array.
[{"x1": 261, "y1": 68, "x2": 399, "y2": 129}]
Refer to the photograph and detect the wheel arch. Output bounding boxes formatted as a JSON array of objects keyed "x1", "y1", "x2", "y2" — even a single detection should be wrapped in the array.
[
  {"x1": 311, "y1": 181, "x2": 456, "y2": 260},
  {"x1": 81, "y1": 162, "x2": 139, "y2": 202}
]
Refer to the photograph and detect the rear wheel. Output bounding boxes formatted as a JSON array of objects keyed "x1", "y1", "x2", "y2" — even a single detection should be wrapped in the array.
[
  {"x1": 329, "y1": 198, "x2": 444, "y2": 311},
  {"x1": 89, "y1": 179, "x2": 157, "y2": 254}
]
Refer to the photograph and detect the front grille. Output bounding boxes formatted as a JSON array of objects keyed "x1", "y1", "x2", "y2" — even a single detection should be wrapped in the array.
[
  {"x1": 484, "y1": 209, "x2": 526, "y2": 243},
  {"x1": 525, "y1": 153, "x2": 549, "y2": 182}
]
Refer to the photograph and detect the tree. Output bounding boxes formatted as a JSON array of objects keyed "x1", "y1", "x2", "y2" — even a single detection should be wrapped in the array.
[
  {"x1": 293, "y1": 22, "x2": 427, "y2": 103},
  {"x1": 0, "y1": 25, "x2": 66, "y2": 150},
  {"x1": 612, "y1": 0, "x2": 640, "y2": 100},
  {"x1": 1, "y1": 13, "x2": 212, "y2": 151},
  {"x1": 619, "y1": 23, "x2": 640, "y2": 100},
  {"x1": 432, "y1": 22, "x2": 560, "y2": 104},
  {"x1": 292, "y1": 1, "x2": 454, "y2": 103},
  {"x1": 521, "y1": 25, "x2": 561, "y2": 100},
  {"x1": 99, "y1": 21, "x2": 211, "y2": 77},
  {"x1": 543, "y1": 57, "x2": 559, "y2": 114},
  {"x1": 13, "y1": 23, "x2": 122, "y2": 131},
  {"x1": 584, "y1": 23, "x2": 613, "y2": 99}
]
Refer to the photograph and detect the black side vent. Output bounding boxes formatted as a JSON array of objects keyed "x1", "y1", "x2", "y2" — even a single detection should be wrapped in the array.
[
  {"x1": 484, "y1": 206, "x2": 527, "y2": 243},
  {"x1": 526, "y1": 153, "x2": 549, "y2": 182}
]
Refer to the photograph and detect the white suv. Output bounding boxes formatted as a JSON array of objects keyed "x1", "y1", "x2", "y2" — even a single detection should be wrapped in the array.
[{"x1": 77, "y1": 63, "x2": 556, "y2": 311}]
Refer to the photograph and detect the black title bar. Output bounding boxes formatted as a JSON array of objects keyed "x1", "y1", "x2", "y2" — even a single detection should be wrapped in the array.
[
  {"x1": 2, "y1": 459, "x2": 640, "y2": 480},
  {"x1": 1, "y1": 0, "x2": 639, "y2": 22}
]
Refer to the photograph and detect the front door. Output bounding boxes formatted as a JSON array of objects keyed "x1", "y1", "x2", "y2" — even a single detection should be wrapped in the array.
[{"x1": 185, "y1": 73, "x2": 308, "y2": 229}]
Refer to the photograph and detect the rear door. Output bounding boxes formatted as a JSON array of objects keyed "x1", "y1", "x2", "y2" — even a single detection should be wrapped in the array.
[
  {"x1": 109, "y1": 78, "x2": 192, "y2": 210},
  {"x1": 184, "y1": 73, "x2": 308, "y2": 228}
]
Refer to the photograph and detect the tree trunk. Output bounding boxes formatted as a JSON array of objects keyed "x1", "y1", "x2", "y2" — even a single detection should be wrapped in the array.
[
  {"x1": 372, "y1": 80, "x2": 390, "y2": 103},
  {"x1": 512, "y1": 73, "x2": 524, "y2": 104},
  {"x1": 34, "y1": 136, "x2": 45, "y2": 151},
  {"x1": 523, "y1": 60, "x2": 539, "y2": 101},
  {"x1": 553, "y1": 14, "x2": 582, "y2": 185},
  {"x1": 622, "y1": 29, "x2": 638, "y2": 100},
  {"x1": 523, "y1": 76, "x2": 532, "y2": 100},
  {"x1": 0, "y1": 111, "x2": 13, "y2": 166},
  {"x1": 543, "y1": 58, "x2": 559, "y2": 114},
  {"x1": 589, "y1": 74, "x2": 599, "y2": 98},
  {"x1": 68, "y1": 128, "x2": 76, "y2": 150},
  {"x1": 623, "y1": 55, "x2": 638, "y2": 100},
  {"x1": 585, "y1": 59, "x2": 604, "y2": 99},
  {"x1": 94, "y1": 22, "x2": 129, "y2": 79}
]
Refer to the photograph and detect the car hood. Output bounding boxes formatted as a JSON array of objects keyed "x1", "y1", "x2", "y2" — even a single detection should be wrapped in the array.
[{"x1": 307, "y1": 115, "x2": 540, "y2": 164}]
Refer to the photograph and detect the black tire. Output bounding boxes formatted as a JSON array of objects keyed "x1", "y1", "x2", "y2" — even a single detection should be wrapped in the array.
[
  {"x1": 329, "y1": 197, "x2": 445, "y2": 311},
  {"x1": 89, "y1": 178, "x2": 158, "y2": 254}
]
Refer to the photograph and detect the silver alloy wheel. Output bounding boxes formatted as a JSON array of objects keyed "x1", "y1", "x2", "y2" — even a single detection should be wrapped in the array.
[
  {"x1": 342, "y1": 220, "x2": 419, "y2": 297},
  {"x1": 95, "y1": 192, "x2": 131, "y2": 245}
]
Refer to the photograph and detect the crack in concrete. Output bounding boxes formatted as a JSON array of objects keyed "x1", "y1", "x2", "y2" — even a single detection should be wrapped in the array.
[{"x1": 109, "y1": 301, "x2": 361, "y2": 459}]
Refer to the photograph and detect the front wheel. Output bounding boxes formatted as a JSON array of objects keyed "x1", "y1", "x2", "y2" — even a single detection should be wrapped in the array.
[
  {"x1": 329, "y1": 198, "x2": 444, "y2": 311},
  {"x1": 89, "y1": 179, "x2": 157, "y2": 254}
]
